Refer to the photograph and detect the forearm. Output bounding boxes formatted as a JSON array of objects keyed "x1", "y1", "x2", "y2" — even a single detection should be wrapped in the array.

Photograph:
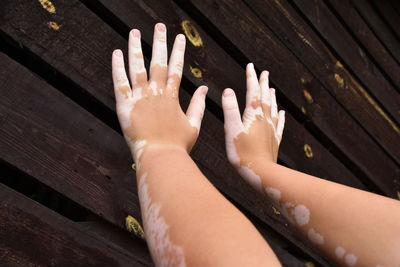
[
  {"x1": 250, "y1": 160, "x2": 400, "y2": 266},
  {"x1": 135, "y1": 145, "x2": 281, "y2": 266}
]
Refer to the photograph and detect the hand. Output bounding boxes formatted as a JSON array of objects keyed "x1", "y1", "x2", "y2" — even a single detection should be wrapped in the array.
[
  {"x1": 222, "y1": 63, "x2": 285, "y2": 189},
  {"x1": 112, "y1": 23, "x2": 208, "y2": 164}
]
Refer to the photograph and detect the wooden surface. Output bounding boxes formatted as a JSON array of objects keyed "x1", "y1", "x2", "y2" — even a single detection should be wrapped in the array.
[{"x1": 1, "y1": 0, "x2": 399, "y2": 266}]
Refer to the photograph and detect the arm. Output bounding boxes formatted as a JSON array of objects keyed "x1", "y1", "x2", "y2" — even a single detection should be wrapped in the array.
[
  {"x1": 112, "y1": 23, "x2": 281, "y2": 266},
  {"x1": 222, "y1": 63, "x2": 400, "y2": 267}
]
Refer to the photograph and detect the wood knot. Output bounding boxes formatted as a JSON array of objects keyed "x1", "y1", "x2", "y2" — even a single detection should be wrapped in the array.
[{"x1": 181, "y1": 20, "x2": 203, "y2": 47}]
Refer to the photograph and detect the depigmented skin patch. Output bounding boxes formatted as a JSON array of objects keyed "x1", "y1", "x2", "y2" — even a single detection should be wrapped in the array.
[
  {"x1": 125, "y1": 215, "x2": 145, "y2": 239},
  {"x1": 308, "y1": 228, "x2": 324, "y2": 245},
  {"x1": 181, "y1": 20, "x2": 203, "y2": 47},
  {"x1": 345, "y1": 253, "x2": 358, "y2": 266},
  {"x1": 39, "y1": 0, "x2": 55, "y2": 13},
  {"x1": 304, "y1": 144, "x2": 313, "y2": 158},
  {"x1": 189, "y1": 65, "x2": 202, "y2": 78},
  {"x1": 138, "y1": 173, "x2": 186, "y2": 266},
  {"x1": 48, "y1": 21, "x2": 59, "y2": 30},
  {"x1": 335, "y1": 246, "x2": 345, "y2": 259},
  {"x1": 292, "y1": 204, "x2": 310, "y2": 226}
]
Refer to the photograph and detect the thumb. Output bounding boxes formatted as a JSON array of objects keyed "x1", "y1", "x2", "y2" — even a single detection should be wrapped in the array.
[
  {"x1": 222, "y1": 88, "x2": 244, "y2": 138},
  {"x1": 186, "y1": 86, "x2": 208, "y2": 133}
]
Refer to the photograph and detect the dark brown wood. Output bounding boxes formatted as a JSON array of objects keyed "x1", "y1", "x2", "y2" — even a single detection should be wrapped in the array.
[
  {"x1": 0, "y1": 183, "x2": 152, "y2": 266},
  {"x1": 350, "y1": 0, "x2": 400, "y2": 64},
  {"x1": 0, "y1": 52, "x2": 142, "y2": 227},
  {"x1": 183, "y1": 0, "x2": 400, "y2": 197},
  {"x1": 247, "y1": 0, "x2": 400, "y2": 163},
  {"x1": 327, "y1": 0, "x2": 400, "y2": 92},
  {"x1": 370, "y1": 0, "x2": 400, "y2": 41}
]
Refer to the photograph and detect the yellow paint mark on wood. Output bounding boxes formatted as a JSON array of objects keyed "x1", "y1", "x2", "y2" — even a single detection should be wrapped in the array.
[
  {"x1": 301, "y1": 106, "x2": 306, "y2": 114},
  {"x1": 334, "y1": 73, "x2": 344, "y2": 87},
  {"x1": 131, "y1": 163, "x2": 136, "y2": 171},
  {"x1": 39, "y1": 0, "x2": 56, "y2": 13},
  {"x1": 181, "y1": 20, "x2": 203, "y2": 47},
  {"x1": 48, "y1": 21, "x2": 59, "y2": 31},
  {"x1": 190, "y1": 65, "x2": 202, "y2": 78},
  {"x1": 300, "y1": 77, "x2": 306, "y2": 84},
  {"x1": 125, "y1": 215, "x2": 145, "y2": 239},
  {"x1": 272, "y1": 206, "x2": 281, "y2": 215},
  {"x1": 305, "y1": 262, "x2": 315, "y2": 267},
  {"x1": 303, "y1": 90, "x2": 313, "y2": 104},
  {"x1": 349, "y1": 79, "x2": 400, "y2": 135},
  {"x1": 336, "y1": 61, "x2": 344, "y2": 69},
  {"x1": 304, "y1": 144, "x2": 313, "y2": 158},
  {"x1": 397, "y1": 191, "x2": 400, "y2": 200}
]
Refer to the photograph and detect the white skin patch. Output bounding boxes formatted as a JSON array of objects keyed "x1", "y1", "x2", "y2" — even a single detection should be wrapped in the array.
[
  {"x1": 335, "y1": 246, "x2": 345, "y2": 259},
  {"x1": 280, "y1": 202, "x2": 294, "y2": 223},
  {"x1": 132, "y1": 139, "x2": 146, "y2": 171},
  {"x1": 265, "y1": 187, "x2": 281, "y2": 206},
  {"x1": 307, "y1": 228, "x2": 324, "y2": 245},
  {"x1": 138, "y1": 173, "x2": 186, "y2": 267},
  {"x1": 292, "y1": 204, "x2": 310, "y2": 226},
  {"x1": 118, "y1": 87, "x2": 143, "y2": 129},
  {"x1": 345, "y1": 254, "x2": 357, "y2": 266},
  {"x1": 149, "y1": 81, "x2": 158, "y2": 96},
  {"x1": 237, "y1": 165, "x2": 262, "y2": 192}
]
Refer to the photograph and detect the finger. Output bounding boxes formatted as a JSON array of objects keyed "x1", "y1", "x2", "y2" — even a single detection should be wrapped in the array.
[
  {"x1": 276, "y1": 110, "x2": 285, "y2": 144},
  {"x1": 149, "y1": 23, "x2": 168, "y2": 93},
  {"x1": 186, "y1": 86, "x2": 208, "y2": 134},
  {"x1": 112, "y1": 49, "x2": 131, "y2": 104},
  {"x1": 167, "y1": 34, "x2": 186, "y2": 97},
  {"x1": 259, "y1": 70, "x2": 271, "y2": 118},
  {"x1": 128, "y1": 29, "x2": 147, "y2": 88},
  {"x1": 270, "y1": 88, "x2": 278, "y2": 128},
  {"x1": 243, "y1": 63, "x2": 263, "y2": 128},
  {"x1": 222, "y1": 88, "x2": 245, "y2": 138}
]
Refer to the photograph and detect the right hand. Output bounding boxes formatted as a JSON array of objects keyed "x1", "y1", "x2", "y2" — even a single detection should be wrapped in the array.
[{"x1": 221, "y1": 63, "x2": 285, "y2": 189}]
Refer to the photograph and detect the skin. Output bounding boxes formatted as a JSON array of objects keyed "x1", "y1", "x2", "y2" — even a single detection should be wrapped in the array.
[
  {"x1": 112, "y1": 23, "x2": 281, "y2": 266},
  {"x1": 222, "y1": 64, "x2": 400, "y2": 267}
]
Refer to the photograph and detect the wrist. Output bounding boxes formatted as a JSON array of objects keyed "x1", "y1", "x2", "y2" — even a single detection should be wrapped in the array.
[{"x1": 130, "y1": 142, "x2": 189, "y2": 166}]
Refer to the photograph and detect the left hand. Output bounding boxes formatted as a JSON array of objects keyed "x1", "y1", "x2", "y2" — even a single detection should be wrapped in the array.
[{"x1": 111, "y1": 23, "x2": 208, "y2": 164}]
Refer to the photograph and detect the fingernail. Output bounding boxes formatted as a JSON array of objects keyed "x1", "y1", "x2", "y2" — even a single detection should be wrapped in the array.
[
  {"x1": 223, "y1": 88, "x2": 234, "y2": 97},
  {"x1": 248, "y1": 63, "x2": 254, "y2": 71},
  {"x1": 114, "y1": 49, "x2": 122, "y2": 57},
  {"x1": 177, "y1": 34, "x2": 185, "y2": 41},
  {"x1": 131, "y1": 29, "x2": 140, "y2": 38},
  {"x1": 272, "y1": 88, "x2": 276, "y2": 94},
  {"x1": 157, "y1": 23, "x2": 166, "y2": 32},
  {"x1": 202, "y1": 86, "x2": 209, "y2": 95}
]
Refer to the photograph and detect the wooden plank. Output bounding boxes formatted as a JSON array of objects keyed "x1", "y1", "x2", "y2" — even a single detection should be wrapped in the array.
[
  {"x1": 248, "y1": 0, "x2": 400, "y2": 162},
  {"x1": 350, "y1": 0, "x2": 400, "y2": 64},
  {"x1": 0, "y1": 183, "x2": 151, "y2": 266},
  {"x1": 181, "y1": 0, "x2": 400, "y2": 197},
  {"x1": 327, "y1": 0, "x2": 400, "y2": 92},
  {"x1": 0, "y1": 51, "x2": 142, "y2": 228},
  {"x1": 0, "y1": 54, "x2": 310, "y2": 266},
  {"x1": 370, "y1": 0, "x2": 400, "y2": 40}
]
